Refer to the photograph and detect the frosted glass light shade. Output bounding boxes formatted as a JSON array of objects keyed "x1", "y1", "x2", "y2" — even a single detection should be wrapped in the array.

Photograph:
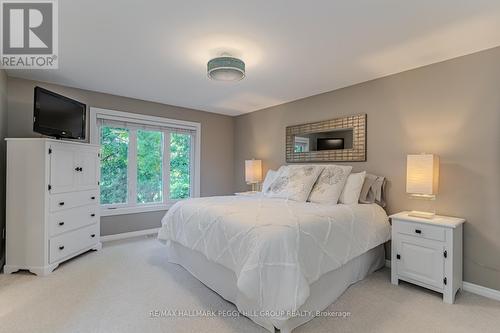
[
  {"x1": 406, "y1": 154, "x2": 439, "y2": 197},
  {"x1": 245, "y1": 160, "x2": 262, "y2": 184}
]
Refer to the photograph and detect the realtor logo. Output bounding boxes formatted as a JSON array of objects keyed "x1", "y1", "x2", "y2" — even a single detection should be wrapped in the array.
[{"x1": 1, "y1": 0, "x2": 58, "y2": 68}]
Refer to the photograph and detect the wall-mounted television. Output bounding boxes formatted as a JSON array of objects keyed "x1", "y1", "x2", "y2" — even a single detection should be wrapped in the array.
[
  {"x1": 33, "y1": 87, "x2": 86, "y2": 140},
  {"x1": 317, "y1": 138, "x2": 344, "y2": 150}
]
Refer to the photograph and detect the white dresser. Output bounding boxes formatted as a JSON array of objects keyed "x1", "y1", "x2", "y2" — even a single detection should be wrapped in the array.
[
  {"x1": 4, "y1": 138, "x2": 101, "y2": 276},
  {"x1": 390, "y1": 212, "x2": 465, "y2": 304}
]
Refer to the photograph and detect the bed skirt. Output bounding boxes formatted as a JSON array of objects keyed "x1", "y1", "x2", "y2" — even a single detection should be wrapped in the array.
[{"x1": 165, "y1": 241, "x2": 385, "y2": 333}]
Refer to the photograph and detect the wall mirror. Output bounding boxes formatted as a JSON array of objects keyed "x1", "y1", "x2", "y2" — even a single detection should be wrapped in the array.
[{"x1": 286, "y1": 114, "x2": 366, "y2": 162}]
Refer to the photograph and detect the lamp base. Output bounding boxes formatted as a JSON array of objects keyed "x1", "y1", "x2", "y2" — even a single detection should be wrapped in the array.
[{"x1": 408, "y1": 210, "x2": 435, "y2": 219}]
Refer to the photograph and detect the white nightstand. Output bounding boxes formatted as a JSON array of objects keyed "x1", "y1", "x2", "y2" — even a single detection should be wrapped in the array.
[{"x1": 390, "y1": 212, "x2": 465, "y2": 304}]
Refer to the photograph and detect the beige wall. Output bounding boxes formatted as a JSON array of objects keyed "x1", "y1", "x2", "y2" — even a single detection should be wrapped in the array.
[
  {"x1": 0, "y1": 70, "x2": 7, "y2": 264},
  {"x1": 234, "y1": 47, "x2": 500, "y2": 290},
  {"x1": 7, "y1": 77, "x2": 234, "y2": 235}
]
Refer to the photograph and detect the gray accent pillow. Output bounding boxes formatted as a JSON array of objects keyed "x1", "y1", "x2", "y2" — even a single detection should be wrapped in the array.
[{"x1": 359, "y1": 173, "x2": 387, "y2": 207}]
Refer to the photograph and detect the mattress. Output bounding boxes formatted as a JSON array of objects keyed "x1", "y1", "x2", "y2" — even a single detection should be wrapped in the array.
[{"x1": 158, "y1": 195, "x2": 391, "y2": 326}]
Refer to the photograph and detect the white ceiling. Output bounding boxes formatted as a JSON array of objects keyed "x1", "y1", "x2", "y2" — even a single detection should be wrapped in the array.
[{"x1": 7, "y1": 0, "x2": 500, "y2": 116}]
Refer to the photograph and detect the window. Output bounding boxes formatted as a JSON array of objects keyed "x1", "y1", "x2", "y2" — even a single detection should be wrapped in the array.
[
  {"x1": 100, "y1": 126, "x2": 129, "y2": 204},
  {"x1": 136, "y1": 129, "x2": 164, "y2": 204},
  {"x1": 170, "y1": 133, "x2": 191, "y2": 200},
  {"x1": 294, "y1": 136, "x2": 310, "y2": 153},
  {"x1": 91, "y1": 108, "x2": 200, "y2": 216}
]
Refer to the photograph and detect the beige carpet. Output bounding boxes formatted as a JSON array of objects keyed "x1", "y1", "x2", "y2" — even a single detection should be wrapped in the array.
[{"x1": 1, "y1": 236, "x2": 499, "y2": 333}]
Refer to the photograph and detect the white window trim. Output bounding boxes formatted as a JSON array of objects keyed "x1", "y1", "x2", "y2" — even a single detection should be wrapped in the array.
[{"x1": 90, "y1": 107, "x2": 201, "y2": 216}]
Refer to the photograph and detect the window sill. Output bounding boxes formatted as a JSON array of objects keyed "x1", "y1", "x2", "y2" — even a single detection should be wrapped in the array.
[{"x1": 100, "y1": 203, "x2": 175, "y2": 217}]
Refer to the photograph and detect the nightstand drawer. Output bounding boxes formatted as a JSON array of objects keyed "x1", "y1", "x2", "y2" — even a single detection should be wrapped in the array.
[{"x1": 395, "y1": 220, "x2": 445, "y2": 242}]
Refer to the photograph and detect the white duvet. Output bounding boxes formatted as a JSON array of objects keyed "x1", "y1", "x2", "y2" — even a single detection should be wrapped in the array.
[{"x1": 158, "y1": 195, "x2": 390, "y2": 319}]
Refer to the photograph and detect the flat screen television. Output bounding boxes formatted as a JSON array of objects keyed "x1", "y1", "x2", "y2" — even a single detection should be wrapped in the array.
[
  {"x1": 33, "y1": 87, "x2": 86, "y2": 140},
  {"x1": 317, "y1": 138, "x2": 344, "y2": 150}
]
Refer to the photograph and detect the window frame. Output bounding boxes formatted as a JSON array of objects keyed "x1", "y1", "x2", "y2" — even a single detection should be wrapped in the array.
[{"x1": 90, "y1": 107, "x2": 201, "y2": 216}]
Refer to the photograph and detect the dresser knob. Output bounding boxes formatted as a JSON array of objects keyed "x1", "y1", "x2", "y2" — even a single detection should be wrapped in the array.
[
  {"x1": 91, "y1": 234, "x2": 96, "y2": 238},
  {"x1": 90, "y1": 213, "x2": 96, "y2": 217},
  {"x1": 415, "y1": 229, "x2": 422, "y2": 234},
  {"x1": 59, "y1": 245, "x2": 65, "y2": 250},
  {"x1": 91, "y1": 196, "x2": 96, "y2": 200},
  {"x1": 59, "y1": 202, "x2": 65, "y2": 206},
  {"x1": 58, "y1": 222, "x2": 65, "y2": 226}
]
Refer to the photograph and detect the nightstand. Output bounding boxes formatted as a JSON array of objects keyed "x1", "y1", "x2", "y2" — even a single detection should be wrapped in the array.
[{"x1": 390, "y1": 212, "x2": 465, "y2": 304}]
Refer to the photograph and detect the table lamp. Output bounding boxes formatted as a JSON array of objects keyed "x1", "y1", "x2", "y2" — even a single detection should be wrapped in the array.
[
  {"x1": 245, "y1": 159, "x2": 262, "y2": 192},
  {"x1": 406, "y1": 154, "x2": 439, "y2": 219}
]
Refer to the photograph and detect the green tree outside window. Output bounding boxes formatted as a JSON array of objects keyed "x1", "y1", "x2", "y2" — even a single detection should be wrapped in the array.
[
  {"x1": 100, "y1": 127, "x2": 129, "y2": 204},
  {"x1": 170, "y1": 133, "x2": 191, "y2": 199},
  {"x1": 100, "y1": 127, "x2": 192, "y2": 205}
]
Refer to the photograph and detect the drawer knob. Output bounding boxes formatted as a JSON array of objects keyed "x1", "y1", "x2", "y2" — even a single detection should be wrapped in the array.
[
  {"x1": 59, "y1": 245, "x2": 65, "y2": 250},
  {"x1": 59, "y1": 202, "x2": 65, "y2": 206},
  {"x1": 91, "y1": 234, "x2": 96, "y2": 238},
  {"x1": 415, "y1": 229, "x2": 422, "y2": 234},
  {"x1": 58, "y1": 222, "x2": 65, "y2": 226},
  {"x1": 90, "y1": 213, "x2": 96, "y2": 217},
  {"x1": 91, "y1": 196, "x2": 96, "y2": 200}
]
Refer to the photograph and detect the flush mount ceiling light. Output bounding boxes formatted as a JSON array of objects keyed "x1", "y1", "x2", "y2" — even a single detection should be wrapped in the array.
[{"x1": 207, "y1": 56, "x2": 245, "y2": 81}]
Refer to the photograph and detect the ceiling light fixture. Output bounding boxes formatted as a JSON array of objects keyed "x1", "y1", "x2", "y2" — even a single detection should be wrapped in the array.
[{"x1": 207, "y1": 56, "x2": 245, "y2": 81}]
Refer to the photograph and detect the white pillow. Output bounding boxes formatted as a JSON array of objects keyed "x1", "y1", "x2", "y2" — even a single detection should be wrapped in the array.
[
  {"x1": 261, "y1": 169, "x2": 278, "y2": 192},
  {"x1": 308, "y1": 165, "x2": 353, "y2": 204},
  {"x1": 265, "y1": 165, "x2": 324, "y2": 202},
  {"x1": 339, "y1": 171, "x2": 367, "y2": 204}
]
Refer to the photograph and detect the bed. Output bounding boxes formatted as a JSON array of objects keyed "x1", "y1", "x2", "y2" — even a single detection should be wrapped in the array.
[{"x1": 158, "y1": 194, "x2": 391, "y2": 332}]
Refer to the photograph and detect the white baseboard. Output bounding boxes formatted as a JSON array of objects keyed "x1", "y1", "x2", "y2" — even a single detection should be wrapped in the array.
[
  {"x1": 100, "y1": 228, "x2": 160, "y2": 243},
  {"x1": 463, "y1": 282, "x2": 500, "y2": 302}
]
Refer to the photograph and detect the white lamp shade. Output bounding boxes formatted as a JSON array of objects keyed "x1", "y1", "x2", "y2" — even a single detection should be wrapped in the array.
[
  {"x1": 245, "y1": 160, "x2": 262, "y2": 184},
  {"x1": 406, "y1": 154, "x2": 439, "y2": 196}
]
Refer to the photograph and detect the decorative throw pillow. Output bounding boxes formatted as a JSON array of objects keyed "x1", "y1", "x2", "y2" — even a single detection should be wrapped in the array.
[
  {"x1": 358, "y1": 173, "x2": 387, "y2": 207},
  {"x1": 261, "y1": 169, "x2": 278, "y2": 192},
  {"x1": 265, "y1": 165, "x2": 324, "y2": 202},
  {"x1": 308, "y1": 165, "x2": 353, "y2": 204},
  {"x1": 339, "y1": 171, "x2": 367, "y2": 204}
]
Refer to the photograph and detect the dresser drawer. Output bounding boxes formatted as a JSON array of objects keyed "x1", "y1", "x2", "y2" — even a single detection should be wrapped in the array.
[
  {"x1": 49, "y1": 223, "x2": 99, "y2": 264},
  {"x1": 49, "y1": 205, "x2": 99, "y2": 237},
  {"x1": 394, "y1": 220, "x2": 445, "y2": 242},
  {"x1": 50, "y1": 190, "x2": 99, "y2": 212}
]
